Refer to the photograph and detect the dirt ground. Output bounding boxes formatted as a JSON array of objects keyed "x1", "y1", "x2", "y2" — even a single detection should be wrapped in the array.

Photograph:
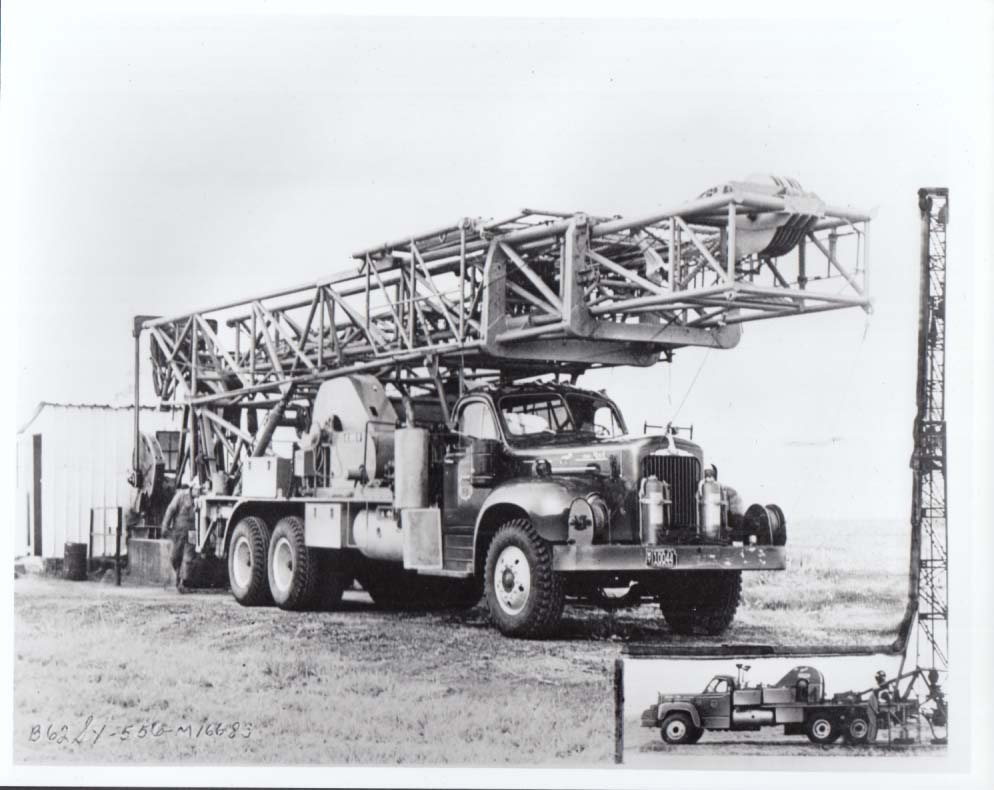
[{"x1": 13, "y1": 519, "x2": 911, "y2": 765}]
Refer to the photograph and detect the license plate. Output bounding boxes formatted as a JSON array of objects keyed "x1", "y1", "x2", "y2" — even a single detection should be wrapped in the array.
[{"x1": 645, "y1": 547, "x2": 678, "y2": 568}]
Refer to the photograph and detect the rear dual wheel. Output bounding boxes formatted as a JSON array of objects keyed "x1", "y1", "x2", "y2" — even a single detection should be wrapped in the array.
[
  {"x1": 843, "y1": 712, "x2": 877, "y2": 745},
  {"x1": 228, "y1": 516, "x2": 272, "y2": 607},
  {"x1": 228, "y1": 515, "x2": 348, "y2": 611},
  {"x1": 806, "y1": 714, "x2": 841, "y2": 745}
]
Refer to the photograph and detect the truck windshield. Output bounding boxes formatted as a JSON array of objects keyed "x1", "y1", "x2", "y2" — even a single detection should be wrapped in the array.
[{"x1": 498, "y1": 392, "x2": 626, "y2": 443}]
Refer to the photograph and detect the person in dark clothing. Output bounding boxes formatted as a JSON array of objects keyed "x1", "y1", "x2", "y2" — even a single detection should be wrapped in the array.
[{"x1": 161, "y1": 484, "x2": 196, "y2": 591}]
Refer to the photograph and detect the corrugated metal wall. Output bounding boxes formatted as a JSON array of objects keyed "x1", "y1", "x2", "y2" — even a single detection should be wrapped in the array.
[{"x1": 15, "y1": 405, "x2": 181, "y2": 559}]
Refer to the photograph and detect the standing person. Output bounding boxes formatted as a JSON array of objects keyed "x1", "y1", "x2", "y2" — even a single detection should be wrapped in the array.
[{"x1": 161, "y1": 483, "x2": 196, "y2": 592}]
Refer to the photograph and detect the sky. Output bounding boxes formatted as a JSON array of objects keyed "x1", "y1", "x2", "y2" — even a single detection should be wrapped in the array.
[{"x1": 2, "y1": 5, "x2": 987, "y2": 523}]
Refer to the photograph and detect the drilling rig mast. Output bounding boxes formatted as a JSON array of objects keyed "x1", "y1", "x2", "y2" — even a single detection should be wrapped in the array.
[
  {"x1": 894, "y1": 188, "x2": 949, "y2": 742},
  {"x1": 132, "y1": 176, "x2": 872, "y2": 490}
]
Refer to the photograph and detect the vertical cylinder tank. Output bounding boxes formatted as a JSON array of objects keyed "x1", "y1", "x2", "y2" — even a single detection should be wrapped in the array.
[
  {"x1": 639, "y1": 476, "x2": 671, "y2": 545},
  {"x1": 697, "y1": 471, "x2": 726, "y2": 540},
  {"x1": 394, "y1": 427, "x2": 429, "y2": 509}
]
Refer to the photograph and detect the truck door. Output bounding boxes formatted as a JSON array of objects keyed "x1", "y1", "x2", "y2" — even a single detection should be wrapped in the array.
[
  {"x1": 443, "y1": 399, "x2": 500, "y2": 529},
  {"x1": 697, "y1": 677, "x2": 733, "y2": 728}
]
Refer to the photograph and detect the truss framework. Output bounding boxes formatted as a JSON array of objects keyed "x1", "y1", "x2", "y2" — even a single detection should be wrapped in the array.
[
  {"x1": 908, "y1": 188, "x2": 949, "y2": 677},
  {"x1": 133, "y1": 177, "x2": 871, "y2": 487}
]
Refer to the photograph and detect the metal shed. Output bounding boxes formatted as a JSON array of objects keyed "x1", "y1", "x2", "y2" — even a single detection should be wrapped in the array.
[{"x1": 15, "y1": 403, "x2": 183, "y2": 560}]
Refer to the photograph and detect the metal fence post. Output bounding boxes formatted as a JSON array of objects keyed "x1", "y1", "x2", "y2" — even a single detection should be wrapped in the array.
[{"x1": 115, "y1": 506, "x2": 122, "y2": 586}]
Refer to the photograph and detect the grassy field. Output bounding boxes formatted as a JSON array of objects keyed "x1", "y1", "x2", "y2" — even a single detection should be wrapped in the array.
[
  {"x1": 14, "y1": 577, "x2": 616, "y2": 765},
  {"x1": 14, "y1": 517, "x2": 911, "y2": 765}
]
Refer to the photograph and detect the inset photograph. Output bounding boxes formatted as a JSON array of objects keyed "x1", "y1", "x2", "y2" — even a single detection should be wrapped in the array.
[{"x1": 619, "y1": 655, "x2": 948, "y2": 764}]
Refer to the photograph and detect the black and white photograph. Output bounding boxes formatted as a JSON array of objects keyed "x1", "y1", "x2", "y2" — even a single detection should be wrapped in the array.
[{"x1": 1, "y1": 2, "x2": 991, "y2": 788}]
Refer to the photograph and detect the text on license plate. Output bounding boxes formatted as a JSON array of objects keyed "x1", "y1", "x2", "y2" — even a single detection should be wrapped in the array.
[{"x1": 645, "y1": 548, "x2": 678, "y2": 568}]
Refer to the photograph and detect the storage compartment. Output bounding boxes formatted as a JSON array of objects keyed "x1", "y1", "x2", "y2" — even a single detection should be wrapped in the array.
[
  {"x1": 761, "y1": 687, "x2": 795, "y2": 705},
  {"x1": 243, "y1": 456, "x2": 293, "y2": 498},
  {"x1": 305, "y1": 503, "x2": 344, "y2": 549},
  {"x1": 732, "y1": 689, "x2": 762, "y2": 706}
]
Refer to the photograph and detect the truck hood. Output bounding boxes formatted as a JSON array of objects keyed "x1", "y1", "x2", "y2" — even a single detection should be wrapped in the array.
[{"x1": 509, "y1": 433, "x2": 703, "y2": 473}]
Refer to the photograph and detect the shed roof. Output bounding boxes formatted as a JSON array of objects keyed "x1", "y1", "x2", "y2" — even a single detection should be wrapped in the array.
[{"x1": 18, "y1": 401, "x2": 180, "y2": 435}]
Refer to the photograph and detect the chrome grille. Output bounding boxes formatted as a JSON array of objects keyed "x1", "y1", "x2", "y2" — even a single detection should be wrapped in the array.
[{"x1": 641, "y1": 454, "x2": 701, "y2": 528}]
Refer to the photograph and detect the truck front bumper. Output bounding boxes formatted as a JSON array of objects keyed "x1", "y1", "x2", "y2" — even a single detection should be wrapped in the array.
[{"x1": 552, "y1": 544, "x2": 786, "y2": 572}]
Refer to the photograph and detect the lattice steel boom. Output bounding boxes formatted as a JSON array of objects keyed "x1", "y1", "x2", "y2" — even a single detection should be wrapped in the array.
[{"x1": 132, "y1": 175, "x2": 871, "y2": 487}]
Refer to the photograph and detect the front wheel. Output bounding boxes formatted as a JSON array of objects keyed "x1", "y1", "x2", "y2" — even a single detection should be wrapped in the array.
[
  {"x1": 660, "y1": 712, "x2": 695, "y2": 745},
  {"x1": 484, "y1": 519, "x2": 564, "y2": 638}
]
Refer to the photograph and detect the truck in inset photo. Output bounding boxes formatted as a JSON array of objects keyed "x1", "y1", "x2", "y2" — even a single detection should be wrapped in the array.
[{"x1": 640, "y1": 665, "x2": 880, "y2": 745}]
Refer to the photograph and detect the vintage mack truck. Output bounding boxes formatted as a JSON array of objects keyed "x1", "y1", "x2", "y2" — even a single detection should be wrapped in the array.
[
  {"x1": 130, "y1": 176, "x2": 870, "y2": 638},
  {"x1": 640, "y1": 666, "x2": 880, "y2": 745}
]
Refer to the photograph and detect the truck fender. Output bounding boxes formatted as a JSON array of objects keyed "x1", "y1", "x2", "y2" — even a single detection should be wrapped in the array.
[
  {"x1": 473, "y1": 476, "x2": 600, "y2": 554},
  {"x1": 657, "y1": 702, "x2": 702, "y2": 729}
]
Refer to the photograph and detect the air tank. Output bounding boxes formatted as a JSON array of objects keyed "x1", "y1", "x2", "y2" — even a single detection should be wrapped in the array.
[
  {"x1": 731, "y1": 709, "x2": 775, "y2": 726},
  {"x1": 394, "y1": 428, "x2": 429, "y2": 509},
  {"x1": 353, "y1": 507, "x2": 403, "y2": 562}
]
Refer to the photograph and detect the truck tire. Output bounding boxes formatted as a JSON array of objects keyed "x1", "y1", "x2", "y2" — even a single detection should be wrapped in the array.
[
  {"x1": 805, "y1": 714, "x2": 841, "y2": 745},
  {"x1": 658, "y1": 570, "x2": 742, "y2": 636},
  {"x1": 843, "y1": 711, "x2": 877, "y2": 745},
  {"x1": 484, "y1": 518, "x2": 565, "y2": 638},
  {"x1": 228, "y1": 516, "x2": 272, "y2": 606},
  {"x1": 660, "y1": 712, "x2": 696, "y2": 745},
  {"x1": 268, "y1": 516, "x2": 319, "y2": 611}
]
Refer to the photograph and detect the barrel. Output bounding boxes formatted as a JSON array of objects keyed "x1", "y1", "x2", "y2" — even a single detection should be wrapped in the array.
[{"x1": 63, "y1": 542, "x2": 88, "y2": 581}]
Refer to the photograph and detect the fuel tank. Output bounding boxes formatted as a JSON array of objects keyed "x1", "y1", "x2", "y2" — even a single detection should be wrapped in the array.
[
  {"x1": 353, "y1": 507, "x2": 403, "y2": 562},
  {"x1": 731, "y1": 709, "x2": 775, "y2": 726}
]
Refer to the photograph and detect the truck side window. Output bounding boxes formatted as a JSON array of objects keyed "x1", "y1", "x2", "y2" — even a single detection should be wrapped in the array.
[
  {"x1": 593, "y1": 404, "x2": 621, "y2": 437},
  {"x1": 458, "y1": 401, "x2": 499, "y2": 440}
]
